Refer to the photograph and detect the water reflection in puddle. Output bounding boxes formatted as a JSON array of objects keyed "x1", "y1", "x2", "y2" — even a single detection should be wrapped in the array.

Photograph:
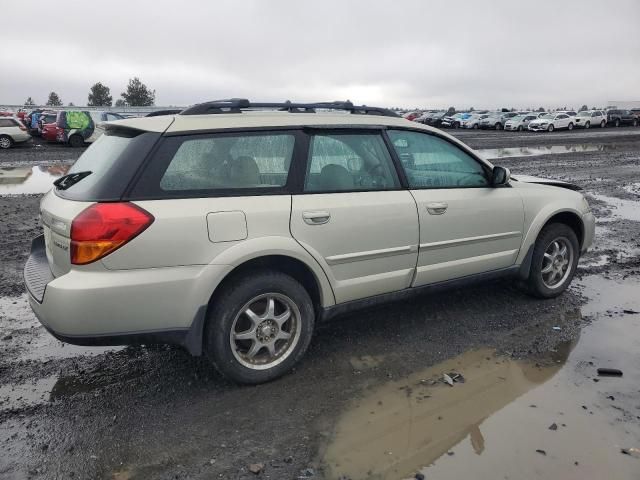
[
  {"x1": 0, "y1": 165, "x2": 70, "y2": 195},
  {"x1": 477, "y1": 144, "x2": 614, "y2": 160},
  {"x1": 322, "y1": 347, "x2": 572, "y2": 479},
  {"x1": 321, "y1": 276, "x2": 640, "y2": 480}
]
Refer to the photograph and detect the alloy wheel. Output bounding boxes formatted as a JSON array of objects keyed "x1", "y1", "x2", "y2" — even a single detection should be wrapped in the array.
[
  {"x1": 541, "y1": 237, "x2": 574, "y2": 289},
  {"x1": 229, "y1": 293, "x2": 301, "y2": 370},
  {"x1": 0, "y1": 137, "x2": 11, "y2": 149}
]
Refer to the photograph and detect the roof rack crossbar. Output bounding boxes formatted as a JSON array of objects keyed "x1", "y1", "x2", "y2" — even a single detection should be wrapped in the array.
[{"x1": 180, "y1": 99, "x2": 398, "y2": 117}]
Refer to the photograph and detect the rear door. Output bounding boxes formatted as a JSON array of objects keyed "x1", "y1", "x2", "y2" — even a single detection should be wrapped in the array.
[
  {"x1": 387, "y1": 129, "x2": 524, "y2": 286},
  {"x1": 290, "y1": 131, "x2": 419, "y2": 304}
]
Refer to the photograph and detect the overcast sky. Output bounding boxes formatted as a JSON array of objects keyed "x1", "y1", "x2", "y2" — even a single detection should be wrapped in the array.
[{"x1": 3, "y1": 0, "x2": 639, "y2": 109}]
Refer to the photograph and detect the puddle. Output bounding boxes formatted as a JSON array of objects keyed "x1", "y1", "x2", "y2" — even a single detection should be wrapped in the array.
[
  {"x1": 0, "y1": 165, "x2": 70, "y2": 195},
  {"x1": 0, "y1": 376, "x2": 58, "y2": 413},
  {"x1": 321, "y1": 276, "x2": 640, "y2": 480},
  {"x1": 590, "y1": 193, "x2": 640, "y2": 222},
  {"x1": 477, "y1": 144, "x2": 613, "y2": 160}
]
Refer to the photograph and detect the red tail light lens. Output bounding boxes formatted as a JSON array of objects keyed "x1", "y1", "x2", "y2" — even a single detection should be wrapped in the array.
[{"x1": 70, "y1": 203, "x2": 154, "y2": 265}]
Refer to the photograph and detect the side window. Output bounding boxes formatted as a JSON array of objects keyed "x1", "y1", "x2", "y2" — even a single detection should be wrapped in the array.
[
  {"x1": 304, "y1": 133, "x2": 400, "y2": 192},
  {"x1": 0, "y1": 119, "x2": 13, "y2": 127},
  {"x1": 106, "y1": 113, "x2": 122, "y2": 121},
  {"x1": 160, "y1": 133, "x2": 295, "y2": 191},
  {"x1": 388, "y1": 130, "x2": 489, "y2": 189}
]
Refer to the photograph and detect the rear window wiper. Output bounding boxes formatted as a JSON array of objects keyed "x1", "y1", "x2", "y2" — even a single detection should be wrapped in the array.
[{"x1": 54, "y1": 171, "x2": 92, "y2": 190}]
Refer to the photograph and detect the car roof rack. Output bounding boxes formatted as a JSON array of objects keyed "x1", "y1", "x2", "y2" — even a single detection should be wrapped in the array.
[{"x1": 180, "y1": 99, "x2": 399, "y2": 117}]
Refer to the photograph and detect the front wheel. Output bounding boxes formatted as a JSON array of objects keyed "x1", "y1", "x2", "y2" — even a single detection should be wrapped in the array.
[
  {"x1": 517, "y1": 125, "x2": 523, "y2": 131},
  {"x1": 495, "y1": 123, "x2": 502, "y2": 130},
  {"x1": 0, "y1": 135, "x2": 13, "y2": 149},
  {"x1": 525, "y1": 223, "x2": 579, "y2": 298},
  {"x1": 473, "y1": 123, "x2": 479, "y2": 129},
  {"x1": 584, "y1": 121, "x2": 590, "y2": 129},
  {"x1": 547, "y1": 124, "x2": 555, "y2": 132},
  {"x1": 204, "y1": 271, "x2": 315, "y2": 384},
  {"x1": 615, "y1": 119, "x2": 620, "y2": 127},
  {"x1": 633, "y1": 119, "x2": 638, "y2": 127},
  {"x1": 600, "y1": 120, "x2": 606, "y2": 128}
]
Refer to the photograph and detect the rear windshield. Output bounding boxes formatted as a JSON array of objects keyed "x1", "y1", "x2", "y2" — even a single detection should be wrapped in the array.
[{"x1": 55, "y1": 129, "x2": 160, "y2": 201}]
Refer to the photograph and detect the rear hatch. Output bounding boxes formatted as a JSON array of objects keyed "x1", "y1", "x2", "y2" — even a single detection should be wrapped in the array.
[{"x1": 40, "y1": 125, "x2": 166, "y2": 276}]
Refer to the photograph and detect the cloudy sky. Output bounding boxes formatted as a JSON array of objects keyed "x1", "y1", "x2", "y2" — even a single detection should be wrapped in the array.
[{"x1": 3, "y1": 0, "x2": 639, "y2": 109}]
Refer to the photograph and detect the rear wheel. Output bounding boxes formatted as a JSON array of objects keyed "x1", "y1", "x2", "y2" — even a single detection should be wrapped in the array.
[
  {"x1": 633, "y1": 119, "x2": 638, "y2": 127},
  {"x1": 568, "y1": 122, "x2": 574, "y2": 131},
  {"x1": 0, "y1": 135, "x2": 12, "y2": 149},
  {"x1": 517, "y1": 125, "x2": 523, "y2": 131},
  {"x1": 472, "y1": 123, "x2": 479, "y2": 129},
  {"x1": 204, "y1": 271, "x2": 315, "y2": 384},
  {"x1": 68, "y1": 134, "x2": 84, "y2": 148},
  {"x1": 615, "y1": 119, "x2": 620, "y2": 127},
  {"x1": 525, "y1": 223, "x2": 579, "y2": 298},
  {"x1": 495, "y1": 123, "x2": 502, "y2": 130},
  {"x1": 547, "y1": 124, "x2": 554, "y2": 132},
  {"x1": 600, "y1": 120, "x2": 606, "y2": 128}
]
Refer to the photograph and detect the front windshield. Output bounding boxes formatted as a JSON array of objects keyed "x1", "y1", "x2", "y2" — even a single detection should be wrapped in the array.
[
  {"x1": 511, "y1": 115, "x2": 525, "y2": 121},
  {"x1": 540, "y1": 114, "x2": 554, "y2": 120},
  {"x1": 577, "y1": 111, "x2": 591, "y2": 116}
]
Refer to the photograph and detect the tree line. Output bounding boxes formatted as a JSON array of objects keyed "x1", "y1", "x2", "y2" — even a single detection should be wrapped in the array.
[{"x1": 24, "y1": 78, "x2": 156, "y2": 108}]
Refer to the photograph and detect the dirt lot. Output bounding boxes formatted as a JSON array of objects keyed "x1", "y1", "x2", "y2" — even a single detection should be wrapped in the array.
[{"x1": 1, "y1": 128, "x2": 640, "y2": 479}]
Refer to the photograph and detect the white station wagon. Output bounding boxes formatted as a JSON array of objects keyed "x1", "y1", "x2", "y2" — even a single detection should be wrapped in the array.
[{"x1": 24, "y1": 99, "x2": 595, "y2": 383}]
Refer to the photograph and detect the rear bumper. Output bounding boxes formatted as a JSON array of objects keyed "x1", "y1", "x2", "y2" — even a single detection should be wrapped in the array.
[{"x1": 24, "y1": 235, "x2": 233, "y2": 355}]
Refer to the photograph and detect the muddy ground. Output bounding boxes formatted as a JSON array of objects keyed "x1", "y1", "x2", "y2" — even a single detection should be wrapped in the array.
[{"x1": 1, "y1": 128, "x2": 639, "y2": 479}]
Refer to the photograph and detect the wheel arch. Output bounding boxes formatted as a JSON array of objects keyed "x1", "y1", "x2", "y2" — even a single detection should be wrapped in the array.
[{"x1": 517, "y1": 208, "x2": 584, "y2": 279}]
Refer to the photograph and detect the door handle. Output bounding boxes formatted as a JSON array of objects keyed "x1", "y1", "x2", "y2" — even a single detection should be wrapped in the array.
[
  {"x1": 302, "y1": 211, "x2": 331, "y2": 225},
  {"x1": 426, "y1": 202, "x2": 448, "y2": 215}
]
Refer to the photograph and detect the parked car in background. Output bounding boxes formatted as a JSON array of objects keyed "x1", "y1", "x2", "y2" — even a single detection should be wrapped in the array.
[
  {"x1": 56, "y1": 111, "x2": 96, "y2": 147},
  {"x1": 504, "y1": 113, "x2": 539, "y2": 131},
  {"x1": 630, "y1": 108, "x2": 640, "y2": 119},
  {"x1": 41, "y1": 122, "x2": 61, "y2": 143},
  {"x1": 402, "y1": 111, "x2": 422, "y2": 121},
  {"x1": 606, "y1": 109, "x2": 638, "y2": 127},
  {"x1": 479, "y1": 112, "x2": 508, "y2": 130},
  {"x1": 528, "y1": 112, "x2": 574, "y2": 132},
  {"x1": 37, "y1": 112, "x2": 58, "y2": 135},
  {"x1": 460, "y1": 114, "x2": 489, "y2": 129},
  {"x1": 424, "y1": 111, "x2": 449, "y2": 128},
  {"x1": 23, "y1": 99, "x2": 595, "y2": 384},
  {"x1": 441, "y1": 112, "x2": 472, "y2": 129},
  {"x1": 0, "y1": 117, "x2": 31, "y2": 149},
  {"x1": 574, "y1": 110, "x2": 607, "y2": 129}
]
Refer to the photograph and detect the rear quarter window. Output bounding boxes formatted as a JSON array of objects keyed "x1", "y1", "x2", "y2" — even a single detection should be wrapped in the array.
[{"x1": 55, "y1": 128, "x2": 161, "y2": 201}]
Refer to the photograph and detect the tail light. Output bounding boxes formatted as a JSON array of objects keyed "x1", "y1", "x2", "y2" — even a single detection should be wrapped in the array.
[{"x1": 70, "y1": 203, "x2": 154, "y2": 265}]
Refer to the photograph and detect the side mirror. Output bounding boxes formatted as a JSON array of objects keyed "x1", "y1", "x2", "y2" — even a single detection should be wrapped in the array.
[{"x1": 491, "y1": 166, "x2": 511, "y2": 186}]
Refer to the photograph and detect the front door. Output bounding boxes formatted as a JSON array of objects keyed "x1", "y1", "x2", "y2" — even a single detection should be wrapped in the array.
[
  {"x1": 387, "y1": 129, "x2": 524, "y2": 286},
  {"x1": 290, "y1": 131, "x2": 419, "y2": 304}
]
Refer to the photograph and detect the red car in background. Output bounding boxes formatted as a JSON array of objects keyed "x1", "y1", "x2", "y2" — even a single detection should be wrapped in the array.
[{"x1": 41, "y1": 122, "x2": 61, "y2": 142}]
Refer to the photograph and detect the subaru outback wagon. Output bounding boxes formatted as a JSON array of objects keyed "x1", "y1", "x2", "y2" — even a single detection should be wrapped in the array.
[{"x1": 24, "y1": 99, "x2": 595, "y2": 384}]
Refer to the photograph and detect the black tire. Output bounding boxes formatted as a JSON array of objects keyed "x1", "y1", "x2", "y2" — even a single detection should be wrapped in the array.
[
  {"x1": 548, "y1": 124, "x2": 554, "y2": 132},
  {"x1": 473, "y1": 123, "x2": 479, "y2": 129},
  {"x1": 517, "y1": 125, "x2": 523, "y2": 131},
  {"x1": 600, "y1": 120, "x2": 606, "y2": 128},
  {"x1": 584, "y1": 121, "x2": 590, "y2": 129},
  {"x1": 0, "y1": 135, "x2": 13, "y2": 149},
  {"x1": 204, "y1": 270, "x2": 315, "y2": 384},
  {"x1": 615, "y1": 119, "x2": 620, "y2": 127},
  {"x1": 568, "y1": 122, "x2": 574, "y2": 131},
  {"x1": 68, "y1": 134, "x2": 84, "y2": 148},
  {"x1": 525, "y1": 223, "x2": 580, "y2": 298},
  {"x1": 495, "y1": 123, "x2": 502, "y2": 130},
  {"x1": 633, "y1": 119, "x2": 638, "y2": 127}
]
